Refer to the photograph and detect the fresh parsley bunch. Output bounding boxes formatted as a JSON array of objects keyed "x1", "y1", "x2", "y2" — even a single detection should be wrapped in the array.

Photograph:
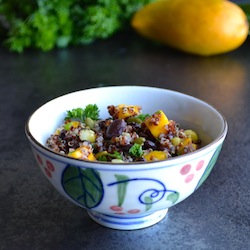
[{"x1": 0, "y1": 0, "x2": 155, "y2": 52}]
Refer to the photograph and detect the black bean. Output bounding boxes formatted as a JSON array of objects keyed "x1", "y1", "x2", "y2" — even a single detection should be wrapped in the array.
[
  {"x1": 142, "y1": 140, "x2": 157, "y2": 150},
  {"x1": 59, "y1": 131, "x2": 66, "y2": 139},
  {"x1": 106, "y1": 119, "x2": 127, "y2": 139},
  {"x1": 120, "y1": 144, "x2": 133, "y2": 152}
]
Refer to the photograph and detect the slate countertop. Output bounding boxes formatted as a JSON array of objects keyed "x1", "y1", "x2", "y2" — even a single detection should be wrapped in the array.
[{"x1": 1, "y1": 17, "x2": 250, "y2": 250}]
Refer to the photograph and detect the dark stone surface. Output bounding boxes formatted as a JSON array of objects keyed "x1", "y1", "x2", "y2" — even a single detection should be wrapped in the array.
[{"x1": 1, "y1": 21, "x2": 250, "y2": 250}]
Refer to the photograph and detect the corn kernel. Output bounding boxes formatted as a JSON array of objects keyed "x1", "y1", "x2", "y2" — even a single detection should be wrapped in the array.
[
  {"x1": 143, "y1": 150, "x2": 167, "y2": 161},
  {"x1": 144, "y1": 110, "x2": 169, "y2": 138}
]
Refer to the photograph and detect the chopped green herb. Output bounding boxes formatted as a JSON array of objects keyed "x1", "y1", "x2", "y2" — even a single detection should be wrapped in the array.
[
  {"x1": 97, "y1": 155, "x2": 108, "y2": 161},
  {"x1": 84, "y1": 104, "x2": 100, "y2": 120},
  {"x1": 108, "y1": 151, "x2": 123, "y2": 160},
  {"x1": 0, "y1": 0, "x2": 155, "y2": 53},
  {"x1": 129, "y1": 143, "x2": 143, "y2": 157},
  {"x1": 65, "y1": 104, "x2": 100, "y2": 121},
  {"x1": 65, "y1": 108, "x2": 85, "y2": 121},
  {"x1": 97, "y1": 151, "x2": 122, "y2": 161}
]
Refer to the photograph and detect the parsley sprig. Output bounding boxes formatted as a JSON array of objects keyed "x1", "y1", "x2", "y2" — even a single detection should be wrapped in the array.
[
  {"x1": 129, "y1": 143, "x2": 143, "y2": 158},
  {"x1": 97, "y1": 151, "x2": 122, "y2": 162},
  {"x1": 65, "y1": 104, "x2": 100, "y2": 121},
  {"x1": 1, "y1": 0, "x2": 155, "y2": 53}
]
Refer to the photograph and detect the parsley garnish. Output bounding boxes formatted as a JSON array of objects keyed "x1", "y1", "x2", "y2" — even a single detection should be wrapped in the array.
[
  {"x1": 129, "y1": 143, "x2": 143, "y2": 157},
  {"x1": 84, "y1": 104, "x2": 100, "y2": 120},
  {"x1": 65, "y1": 104, "x2": 100, "y2": 121},
  {"x1": 97, "y1": 155, "x2": 108, "y2": 161},
  {"x1": 97, "y1": 151, "x2": 122, "y2": 161},
  {"x1": 108, "y1": 151, "x2": 123, "y2": 160}
]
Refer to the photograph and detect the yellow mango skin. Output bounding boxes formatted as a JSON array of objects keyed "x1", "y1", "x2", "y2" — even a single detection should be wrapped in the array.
[{"x1": 132, "y1": 0, "x2": 249, "y2": 56}]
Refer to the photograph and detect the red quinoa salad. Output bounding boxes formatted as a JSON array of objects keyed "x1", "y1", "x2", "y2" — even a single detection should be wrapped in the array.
[{"x1": 46, "y1": 104, "x2": 200, "y2": 162}]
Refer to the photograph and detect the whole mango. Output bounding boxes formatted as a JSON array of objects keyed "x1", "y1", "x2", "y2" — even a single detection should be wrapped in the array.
[{"x1": 131, "y1": 0, "x2": 249, "y2": 56}]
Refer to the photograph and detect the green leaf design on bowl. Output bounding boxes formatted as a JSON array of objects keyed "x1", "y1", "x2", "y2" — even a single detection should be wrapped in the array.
[
  {"x1": 114, "y1": 175, "x2": 129, "y2": 207},
  {"x1": 144, "y1": 196, "x2": 153, "y2": 211},
  {"x1": 195, "y1": 144, "x2": 223, "y2": 190},
  {"x1": 62, "y1": 166, "x2": 104, "y2": 209},
  {"x1": 166, "y1": 192, "x2": 180, "y2": 204}
]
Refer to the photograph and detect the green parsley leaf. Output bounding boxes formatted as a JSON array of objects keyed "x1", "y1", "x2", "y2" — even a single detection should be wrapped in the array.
[
  {"x1": 129, "y1": 143, "x2": 143, "y2": 158},
  {"x1": 108, "y1": 151, "x2": 123, "y2": 160},
  {"x1": 84, "y1": 104, "x2": 100, "y2": 120},
  {"x1": 1, "y1": 0, "x2": 155, "y2": 52},
  {"x1": 65, "y1": 108, "x2": 84, "y2": 121},
  {"x1": 65, "y1": 104, "x2": 100, "y2": 121},
  {"x1": 97, "y1": 151, "x2": 122, "y2": 161},
  {"x1": 97, "y1": 155, "x2": 108, "y2": 162}
]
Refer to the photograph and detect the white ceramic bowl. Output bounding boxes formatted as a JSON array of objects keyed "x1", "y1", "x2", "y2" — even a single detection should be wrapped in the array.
[{"x1": 25, "y1": 86, "x2": 227, "y2": 230}]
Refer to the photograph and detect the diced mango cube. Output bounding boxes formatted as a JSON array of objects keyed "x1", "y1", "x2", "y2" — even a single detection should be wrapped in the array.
[
  {"x1": 182, "y1": 137, "x2": 192, "y2": 146},
  {"x1": 87, "y1": 152, "x2": 96, "y2": 161},
  {"x1": 177, "y1": 137, "x2": 194, "y2": 155},
  {"x1": 116, "y1": 105, "x2": 142, "y2": 119},
  {"x1": 143, "y1": 150, "x2": 167, "y2": 161},
  {"x1": 144, "y1": 110, "x2": 169, "y2": 138},
  {"x1": 71, "y1": 121, "x2": 80, "y2": 128},
  {"x1": 68, "y1": 146, "x2": 96, "y2": 161}
]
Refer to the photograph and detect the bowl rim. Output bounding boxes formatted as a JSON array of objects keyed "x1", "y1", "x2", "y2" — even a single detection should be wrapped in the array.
[{"x1": 25, "y1": 85, "x2": 228, "y2": 169}]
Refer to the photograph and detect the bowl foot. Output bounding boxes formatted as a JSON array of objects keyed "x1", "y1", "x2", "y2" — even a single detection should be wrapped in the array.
[{"x1": 87, "y1": 208, "x2": 168, "y2": 230}]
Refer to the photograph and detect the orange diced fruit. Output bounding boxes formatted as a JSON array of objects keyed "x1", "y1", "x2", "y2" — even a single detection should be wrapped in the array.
[
  {"x1": 87, "y1": 152, "x2": 96, "y2": 161},
  {"x1": 116, "y1": 105, "x2": 142, "y2": 119},
  {"x1": 143, "y1": 151, "x2": 167, "y2": 161},
  {"x1": 177, "y1": 137, "x2": 193, "y2": 155},
  {"x1": 68, "y1": 146, "x2": 96, "y2": 161},
  {"x1": 183, "y1": 137, "x2": 192, "y2": 146},
  {"x1": 144, "y1": 110, "x2": 169, "y2": 138},
  {"x1": 71, "y1": 121, "x2": 80, "y2": 128}
]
